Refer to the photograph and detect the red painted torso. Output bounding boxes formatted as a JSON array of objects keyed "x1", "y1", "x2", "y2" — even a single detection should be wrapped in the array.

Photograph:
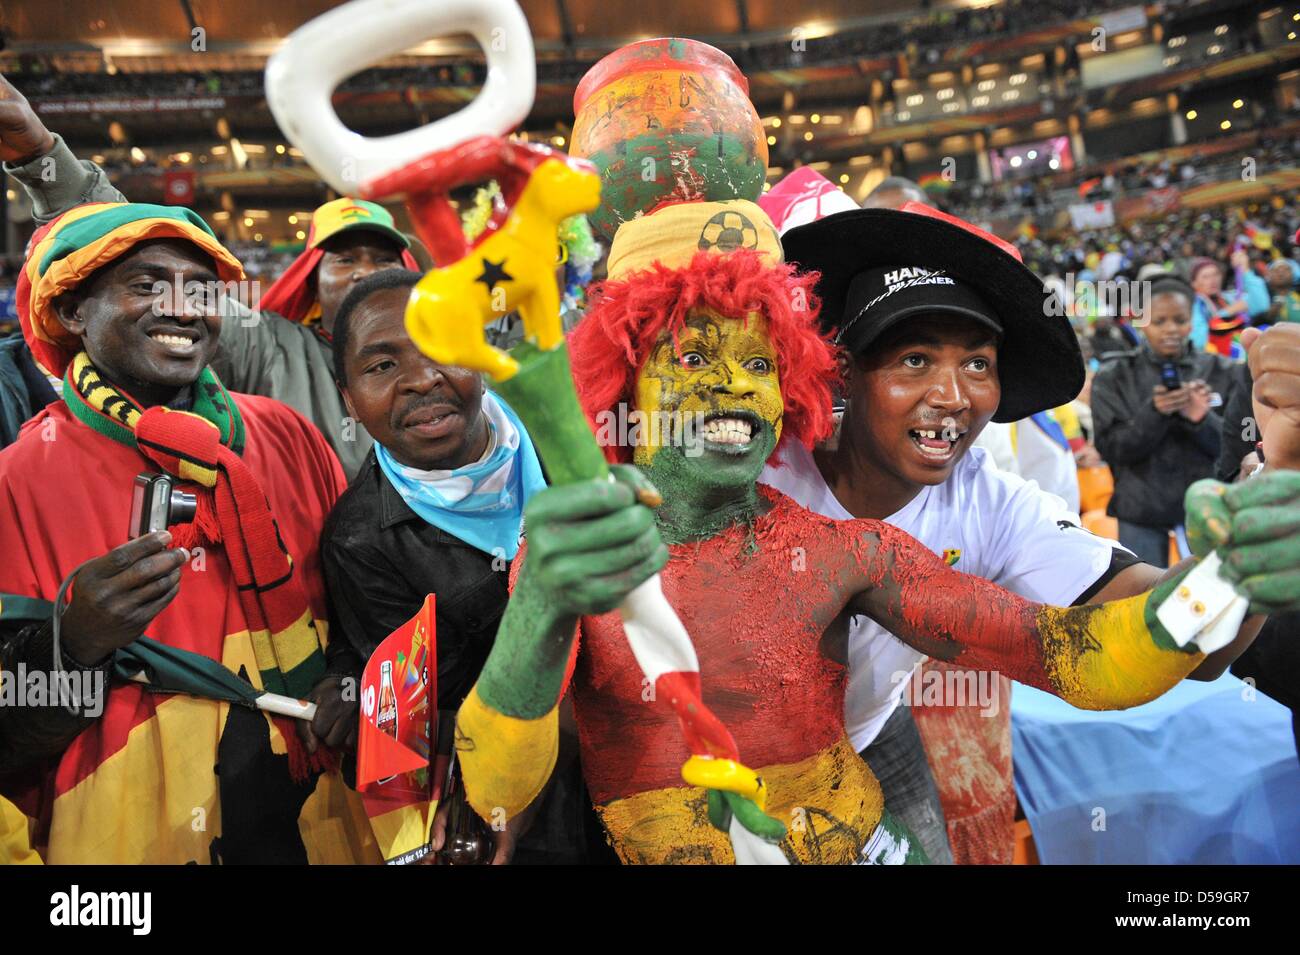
[{"x1": 573, "y1": 486, "x2": 863, "y2": 804}]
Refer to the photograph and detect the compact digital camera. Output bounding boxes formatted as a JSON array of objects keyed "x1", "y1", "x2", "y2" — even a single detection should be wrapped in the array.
[{"x1": 129, "y1": 472, "x2": 198, "y2": 539}]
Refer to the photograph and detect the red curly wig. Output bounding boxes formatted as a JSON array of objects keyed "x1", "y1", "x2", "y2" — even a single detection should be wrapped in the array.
[{"x1": 569, "y1": 248, "x2": 840, "y2": 464}]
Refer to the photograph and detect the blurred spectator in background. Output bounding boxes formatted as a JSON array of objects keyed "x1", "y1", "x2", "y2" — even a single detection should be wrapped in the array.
[
  {"x1": 0, "y1": 329, "x2": 57, "y2": 449},
  {"x1": 1091, "y1": 278, "x2": 1237, "y2": 566},
  {"x1": 1010, "y1": 406, "x2": 1088, "y2": 515},
  {"x1": 1191, "y1": 251, "x2": 1270, "y2": 353},
  {"x1": 862, "y1": 176, "x2": 933, "y2": 211},
  {"x1": 1266, "y1": 258, "x2": 1300, "y2": 324},
  {"x1": 1086, "y1": 312, "x2": 1135, "y2": 363}
]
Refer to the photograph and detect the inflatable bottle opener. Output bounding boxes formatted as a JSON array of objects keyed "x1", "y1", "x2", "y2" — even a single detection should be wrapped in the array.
[
  {"x1": 265, "y1": 0, "x2": 787, "y2": 864},
  {"x1": 265, "y1": 0, "x2": 535, "y2": 197}
]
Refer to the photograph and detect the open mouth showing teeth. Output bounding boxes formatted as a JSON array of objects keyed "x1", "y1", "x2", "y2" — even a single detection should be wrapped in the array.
[
  {"x1": 909, "y1": 427, "x2": 964, "y2": 459},
  {"x1": 412, "y1": 412, "x2": 451, "y2": 426},
  {"x1": 404, "y1": 406, "x2": 459, "y2": 430},
  {"x1": 149, "y1": 330, "x2": 198, "y2": 351},
  {"x1": 698, "y1": 414, "x2": 756, "y2": 446}
]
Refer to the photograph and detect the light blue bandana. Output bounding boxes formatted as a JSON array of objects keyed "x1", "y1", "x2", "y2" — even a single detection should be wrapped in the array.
[{"x1": 375, "y1": 392, "x2": 545, "y2": 559}]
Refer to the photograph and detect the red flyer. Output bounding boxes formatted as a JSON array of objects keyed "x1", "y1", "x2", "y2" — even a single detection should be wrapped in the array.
[{"x1": 356, "y1": 594, "x2": 441, "y2": 863}]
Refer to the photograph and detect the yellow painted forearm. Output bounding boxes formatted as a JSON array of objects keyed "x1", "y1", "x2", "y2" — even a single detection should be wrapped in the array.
[
  {"x1": 456, "y1": 683, "x2": 559, "y2": 822},
  {"x1": 1037, "y1": 593, "x2": 1204, "y2": 710}
]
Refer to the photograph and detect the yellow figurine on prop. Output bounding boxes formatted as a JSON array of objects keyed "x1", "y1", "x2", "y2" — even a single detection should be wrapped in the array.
[{"x1": 363, "y1": 135, "x2": 601, "y2": 381}]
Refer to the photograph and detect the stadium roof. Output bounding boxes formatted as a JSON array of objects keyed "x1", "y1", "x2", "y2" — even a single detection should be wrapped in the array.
[{"x1": 5, "y1": 0, "x2": 941, "y2": 57}]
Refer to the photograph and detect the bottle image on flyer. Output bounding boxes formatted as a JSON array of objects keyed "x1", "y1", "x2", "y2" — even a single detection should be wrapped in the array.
[{"x1": 377, "y1": 660, "x2": 399, "y2": 740}]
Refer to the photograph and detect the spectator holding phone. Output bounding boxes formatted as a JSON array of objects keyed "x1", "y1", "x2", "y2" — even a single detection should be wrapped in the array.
[{"x1": 1092, "y1": 278, "x2": 1238, "y2": 565}]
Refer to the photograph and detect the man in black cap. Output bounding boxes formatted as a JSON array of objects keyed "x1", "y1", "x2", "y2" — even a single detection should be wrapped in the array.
[{"x1": 762, "y1": 199, "x2": 1291, "y2": 863}]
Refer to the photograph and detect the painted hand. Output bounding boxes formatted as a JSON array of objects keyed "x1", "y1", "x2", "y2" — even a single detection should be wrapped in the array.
[
  {"x1": 1216, "y1": 470, "x2": 1300, "y2": 615},
  {"x1": 518, "y1": 464, "x2": 669, "y2": 617},
  {"x1": 1184, "y1": 478, "x2": 1232, "y2": 559}
]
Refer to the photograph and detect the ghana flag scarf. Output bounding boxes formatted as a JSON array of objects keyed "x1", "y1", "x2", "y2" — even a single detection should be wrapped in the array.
[{"x1": 64, "y1": 351, "x2": 329, "y2": 710}]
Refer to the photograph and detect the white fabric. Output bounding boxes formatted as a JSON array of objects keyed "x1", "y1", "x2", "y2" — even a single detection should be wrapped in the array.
[
  {"x1": 760, "y1": 442, "x2": 1131, "y2": 752},
  {"x1": 971, "y1": 421, "x2": 1019, "y2": 475},
  {"x1": 1012, "y1": 417, "x2": 1081, "y2": 514}
]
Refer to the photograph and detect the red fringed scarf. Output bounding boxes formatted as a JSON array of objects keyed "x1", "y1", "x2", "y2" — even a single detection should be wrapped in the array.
[{"x1": 133, "y1": 405, "x2": 333, "y2": 778}]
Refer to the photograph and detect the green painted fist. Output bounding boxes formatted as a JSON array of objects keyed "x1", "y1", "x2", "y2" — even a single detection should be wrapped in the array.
[
  {"x1": 519, "y1": 464, "x2": 670, "y2": 617},
  {"x1": 1186, "y1": 471, "x2": 1300, "y2": 615}
]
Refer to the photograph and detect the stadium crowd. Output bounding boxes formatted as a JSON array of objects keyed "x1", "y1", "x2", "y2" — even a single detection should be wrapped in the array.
[{"x1": 0, "y1": 20, "x2": 1297, "y2": 868}]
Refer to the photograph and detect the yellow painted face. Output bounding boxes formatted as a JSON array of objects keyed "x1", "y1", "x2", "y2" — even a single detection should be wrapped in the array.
[{"x1": 632, "y1": 309, "x2": 783, "y2": 468}]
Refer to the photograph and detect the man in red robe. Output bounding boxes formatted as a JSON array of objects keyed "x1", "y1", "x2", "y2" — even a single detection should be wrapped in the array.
[{"x1": 0, "y1": 202, "x2": 373, "y2": 863}]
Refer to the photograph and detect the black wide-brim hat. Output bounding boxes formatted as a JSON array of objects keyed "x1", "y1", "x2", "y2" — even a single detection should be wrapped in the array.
[{"x1": 781, "y1": 204, "x2": 1083, "y2": 423}]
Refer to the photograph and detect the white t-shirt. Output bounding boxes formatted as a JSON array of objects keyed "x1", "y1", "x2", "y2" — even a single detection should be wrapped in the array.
[{"x1": 759, "y1": 441, "x2": 1135, "y2": 752}]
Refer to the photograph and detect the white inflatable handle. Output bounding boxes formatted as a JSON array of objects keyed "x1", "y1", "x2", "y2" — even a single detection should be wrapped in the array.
[
  {"x1": 618, "y1": 574, "x2": 699, "y2": 682},
  {"x1": 127, "y1": 672, "x2": 318, "y2": 721},
  {"x1": 729, "y1": 816, "x2": 790, "y2": 865},
  {"x1": 265, "y1": 0, "x2": 536, "y2": 196},
  {"x1": 257, "y1": 693, "x2": 319, "y2": 722}
]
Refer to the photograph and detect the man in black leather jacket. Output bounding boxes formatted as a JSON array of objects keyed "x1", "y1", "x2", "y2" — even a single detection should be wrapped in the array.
[
  {"x1": 1092, "y1": 277, "x2": 1239, "y2": 565},
  {"x1": 320, "y1": 269, "x2": 605, "y2": 864}
]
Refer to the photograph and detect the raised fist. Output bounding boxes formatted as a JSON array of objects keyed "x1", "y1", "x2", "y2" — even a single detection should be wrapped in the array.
[{"x1": 0, "y1": 74, "x2": 55, "y2": 166}]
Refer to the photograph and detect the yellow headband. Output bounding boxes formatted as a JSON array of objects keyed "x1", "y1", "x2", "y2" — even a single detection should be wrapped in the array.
[{"x1": 606, "y1": 199, "x2": 782, "y2": 281}]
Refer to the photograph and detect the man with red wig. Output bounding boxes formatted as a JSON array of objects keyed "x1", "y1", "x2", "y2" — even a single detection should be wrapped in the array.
[{"x1": 449, "y1": 198, "x2": 1273, "y2": 864}]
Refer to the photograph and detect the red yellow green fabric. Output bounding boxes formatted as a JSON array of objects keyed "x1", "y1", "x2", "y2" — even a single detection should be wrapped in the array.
[{"x1": 0, "y1": 379, "x2": 371, "y2": 862}]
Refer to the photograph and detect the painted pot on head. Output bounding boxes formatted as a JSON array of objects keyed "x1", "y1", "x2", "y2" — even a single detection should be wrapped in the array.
[{"x1": 572, "y1": 37, "x2": 769, "y2": 241}]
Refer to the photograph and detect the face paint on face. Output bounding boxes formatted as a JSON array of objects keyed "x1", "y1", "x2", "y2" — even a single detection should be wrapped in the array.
[{"x1": 632, "y1": 310, "x2": 783, "y2": 487}]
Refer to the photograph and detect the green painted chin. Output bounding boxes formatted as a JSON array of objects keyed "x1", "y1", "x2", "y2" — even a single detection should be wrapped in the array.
[{"x1": 641, "y1": 421, "x2": 778, "y2": 492}]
